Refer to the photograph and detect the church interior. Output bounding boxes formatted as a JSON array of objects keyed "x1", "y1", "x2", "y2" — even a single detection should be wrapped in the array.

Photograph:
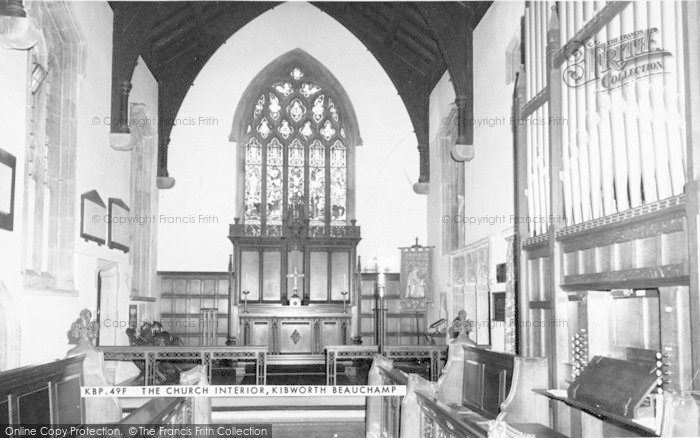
[{"x1": 1, "y1": 0, "x2": 699, "y2": 436}]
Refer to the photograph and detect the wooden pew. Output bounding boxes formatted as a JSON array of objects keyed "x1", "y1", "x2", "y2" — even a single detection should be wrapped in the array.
[
  {"x1": 460, "y1": 346, "x2": 550, "y2": 426},
  {"x1": 0, "y1": 355, "x2": 211, "y2": 427},
  {"x1": 369, "y1": 342, "x2": 564, "y2": 437},
  {"x1": 0, "y1": 356, "x2": 86, "y2": 424}
]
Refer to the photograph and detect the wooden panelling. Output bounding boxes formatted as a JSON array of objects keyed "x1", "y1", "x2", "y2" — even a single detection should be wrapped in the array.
[
  {"x1": 158, "y1": 271, "x2": 230, "y2": 346},
  {"x1": 0, "y1": 356, "x2": 85, "y2": 425},
  {"x1": 553, "y1": 202, "x2": 689, "y2": 291},
  {"x1": 0, "y1": 399, "x2": 8, "y2": 424},
  {"x1": 359, "y1": 273, "x2": 424, "y2": 346}
]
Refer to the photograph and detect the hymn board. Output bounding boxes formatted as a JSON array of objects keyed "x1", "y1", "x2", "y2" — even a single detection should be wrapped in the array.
[{"x1": 227, "y1": 55, "x2": 363, "y2": 355}]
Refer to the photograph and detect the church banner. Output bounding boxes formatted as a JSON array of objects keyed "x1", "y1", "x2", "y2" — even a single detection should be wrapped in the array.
[{"x1": 399, "y1": 241, "x2": 432, "y2": 311}]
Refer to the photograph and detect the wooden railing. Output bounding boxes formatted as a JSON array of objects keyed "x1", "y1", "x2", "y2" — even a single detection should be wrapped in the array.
[{"x1": 101, "y1": 346, "x2": 266, "y2": 385}]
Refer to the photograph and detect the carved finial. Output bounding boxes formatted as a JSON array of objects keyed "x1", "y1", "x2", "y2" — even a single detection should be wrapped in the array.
[{"x1": 67, "y1": 308, "x2": 99, "y2": 345}]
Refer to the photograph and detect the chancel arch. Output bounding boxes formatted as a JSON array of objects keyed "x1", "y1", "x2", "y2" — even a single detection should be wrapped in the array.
[{"x1": 227, "y1": 50, "x2": 362, "y2": 348}]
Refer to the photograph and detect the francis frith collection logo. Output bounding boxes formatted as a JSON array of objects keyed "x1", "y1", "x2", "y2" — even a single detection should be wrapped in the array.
[{"x1": 563, "y1": 27, "x2": 672, "y2": 91}]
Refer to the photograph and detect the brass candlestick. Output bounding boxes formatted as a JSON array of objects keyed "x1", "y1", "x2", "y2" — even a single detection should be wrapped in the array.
[
  {"x1": 341, "y1": 290, "x2": 349, "y2": 313},
  {"x1": 242, "y1": 290, "x2": 250, "y2": 313}
]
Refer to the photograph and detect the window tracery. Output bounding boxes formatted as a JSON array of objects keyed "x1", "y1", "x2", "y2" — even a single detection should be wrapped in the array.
[{"x1": 242, "y1": 66, "x2": 350, "y2": 230}]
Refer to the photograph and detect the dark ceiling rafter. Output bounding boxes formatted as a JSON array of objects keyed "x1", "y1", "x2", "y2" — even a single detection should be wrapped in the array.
[{"x1": 108, "y1": 1, "x2": 491, "y2": 188}]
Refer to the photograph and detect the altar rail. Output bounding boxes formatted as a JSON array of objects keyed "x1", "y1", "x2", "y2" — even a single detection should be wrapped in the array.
[
  {"x1": 325, "y1": 345, "x2": 447, "y2": 385},
  {"x1": 101, "y1": 346, "x2": 266, "y2": 385}
]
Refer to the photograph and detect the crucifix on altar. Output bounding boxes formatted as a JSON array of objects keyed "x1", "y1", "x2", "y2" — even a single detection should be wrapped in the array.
[{"x1": 287, "y1": 266, "x2": 305, "y2": 306}]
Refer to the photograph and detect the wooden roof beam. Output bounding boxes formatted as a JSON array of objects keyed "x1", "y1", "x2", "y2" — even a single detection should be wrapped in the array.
[{"x1": 417, "y1": 2, "x2": 475, "y2": 148}]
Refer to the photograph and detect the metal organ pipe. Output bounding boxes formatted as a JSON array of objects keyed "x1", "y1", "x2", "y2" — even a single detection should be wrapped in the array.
[
  {"x1": 674, "y1": 1, "x2": 688, "y2": 171},
  {"x1": 621, "y1": 4, "x2": 643, "y2": 209},
  {"x1": 607, "y1": 12, "x2": 630, "y2": 212},
  {"x1": 566, "y1": 2, "x2": 583, "y2": 224},
  {"x1": 634, "y1": 1, "x2": 659, "y2": 204},
  {"x1": 647, "y1": 1, "x2": 673, "y2": 200},
  {"x1": 559, "y1": 2, "x2": 574, "y2": 227},
  {"x1": 542, "y1": 4, "x2": 551, "y2": 224},
  {"x1": 584, "y1": 1, "x2": 603, "y2": 219},
  {"x1": 661, "y1": 0, "x2": 686, "y2": 194},
  {"x1": 533, "y1": 3, "x2": 545, "y2": 234},
  {"x1": 573, "y1": 1, "x2": 593, "y2": 222},
  {"x1": 593, "y1": 6, "x2": 616, "y2": 217}
]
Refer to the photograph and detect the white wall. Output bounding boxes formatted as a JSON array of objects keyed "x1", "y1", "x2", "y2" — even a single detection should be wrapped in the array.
[
  {"x1": 426, "y1": 71, "x2": 456, "y2": 326},
  {"x1": 0, "y1": 1, "x2": 159, "y2": 367},
  {"x1": 157, "y1": 2, "x2": 426, "y2": 273},
  {"x1": 467, "y1": 1, "x2": 522, "y2": 244},
  {"x1": 426, "y1": 2, "x2": 524, "y2": 346}
]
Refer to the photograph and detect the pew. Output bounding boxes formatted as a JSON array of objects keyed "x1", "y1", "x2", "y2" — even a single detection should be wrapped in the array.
[
  {"x1": 368, "y1": 341, "x2": 564, "y2": 437},
  {"x1": 0, "y1": 356, "x2": 86, "y2": 424},
  {"x1": 0, "y1": 356, "x2": 212, "y2": 428}
]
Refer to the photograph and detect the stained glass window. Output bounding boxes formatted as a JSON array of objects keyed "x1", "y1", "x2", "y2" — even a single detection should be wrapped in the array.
[
  {"x1": 330, "y1": 140, "x2": 347, "y2": 225},
  {"x1": 266, "y1": 138, "x2": 283, "y2": 224},
  {"x1": 244, "y1": 138, "x2": 262, "y2": 222},
  {"x1": 242, "y1": 66, "x2": 351, "y2": 230},
  {"x1": 288, "y1": 138, "x2": 305, "y2": 213},
  {"x1": 309, "y1": 140, "x2": 325, "y2": 225}
]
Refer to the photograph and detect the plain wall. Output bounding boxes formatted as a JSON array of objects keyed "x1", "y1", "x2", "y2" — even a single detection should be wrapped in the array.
[
  {"x1": 0, "y1": 1, "x2": 159, "y2": 367},
  {"x1": 426, "y1": 2, "x2": 524, "y2": 351}
]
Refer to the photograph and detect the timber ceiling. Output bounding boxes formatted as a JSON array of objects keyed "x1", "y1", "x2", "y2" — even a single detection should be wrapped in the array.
[{"x1": 109, "y1": 1, "x2": 492, "y2": 178}]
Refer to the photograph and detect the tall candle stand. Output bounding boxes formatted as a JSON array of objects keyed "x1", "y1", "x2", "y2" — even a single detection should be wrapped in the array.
[
  {"x1": 341, "y1": 290, "x2": 349, "y2": 313},
  {"x1": 376, "y1": 271, "x2": 387, "y2": 355},
  {"x1": 242, "y1": 290, "x2": 250, "y2": 313}
]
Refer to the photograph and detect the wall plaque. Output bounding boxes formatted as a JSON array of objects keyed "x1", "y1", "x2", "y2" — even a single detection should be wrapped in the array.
[
  {"x1": 0, "y1": 148, "x2": 16, "y2": 231},
  {"x1": 80, "y1": 190, "x2": 106, "y2": 245},
  {"x1": 108, "y1": 198, "x2": 130, "y2": 252}
]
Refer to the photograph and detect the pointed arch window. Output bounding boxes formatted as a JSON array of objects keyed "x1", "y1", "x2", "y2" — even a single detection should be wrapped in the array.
[{"x1": 233, "y1": 55, "x2": 360, "y2": 236}]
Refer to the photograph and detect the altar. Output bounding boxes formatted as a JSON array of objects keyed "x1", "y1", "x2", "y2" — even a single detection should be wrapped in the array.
[{"x1": 239, "y1": 305, "x2": 351, "y2": 354}]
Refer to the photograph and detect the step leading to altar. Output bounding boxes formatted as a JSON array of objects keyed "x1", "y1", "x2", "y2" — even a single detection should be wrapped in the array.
[{"x1": 212, "y1": 395, "x2": 365, "y2": 429}]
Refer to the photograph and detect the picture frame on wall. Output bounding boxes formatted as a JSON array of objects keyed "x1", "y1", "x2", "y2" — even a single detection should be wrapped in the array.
[
  {"x1": 0, "y1": 148, "x2": 16, "y2": 231},
  {"x1": 108, "y1": 198, "x2": 130, "y2": 253},
  {"x1": 80, "y1": 190, "x2": 107, "y2": 245}
]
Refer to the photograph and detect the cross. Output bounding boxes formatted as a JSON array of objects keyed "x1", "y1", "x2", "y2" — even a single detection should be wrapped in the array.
[{"x1": 287, "y1": 266, "x2": 304, "y2": 292}]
